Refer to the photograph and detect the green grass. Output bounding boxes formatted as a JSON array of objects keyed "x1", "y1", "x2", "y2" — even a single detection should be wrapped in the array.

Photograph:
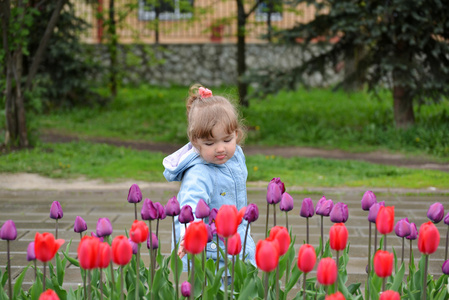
[
  {"x1": 35, "y1": 85, "x2": 449, "y2": 160},
  {"x1": 1, "y1": 142, "x2": 448, "y2": 189}
]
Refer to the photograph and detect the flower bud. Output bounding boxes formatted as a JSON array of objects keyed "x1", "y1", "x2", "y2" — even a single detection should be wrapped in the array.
[
  {"x1": 361, "y1": 190, "x2": 376, "y2": 211},
  {"x1": 27, "y1": 242, "x2": 36, "y2": 261},
  {"x1": 374, "y1": 250, "x2": 393, "y2": 278},
  {"x1": 394, "y1": 218, "x2": 411, "y2": 238},
  {"x1": 50, "y1": 201, "x2": 63, "y2": 220},
  {"x1": 195, "y1": 199, "x2": 210, "y2": 219},
  {"x1": 154, "y1": 202, "x2": 166, "y2": 220},
  {"x1": 181, "y1": 281, "x2": 191, "y2": 297},
  {"x1": 127, "y1": 184, "x2": 142, "y2": 203},
  {"x1": 442, "y1": 260, "x2": 449, "y2": 275},
  {"x1": 330, "y1": 202, "x2": 348, "y2": 223},
  {"x1": 74, "y1": 216, "x2": 87, "y2": 233},
  {"x1": 266, "y1": 181, "x2": 282, "y2": 204},
  {"x1": 147, "y1": 233, "x2": 158, "y2": 250},
  {"x1": 179, "y1": 205, "x2": 194, "y2": 224},
  {"x1": 165, "y1": 196, "x2": 180, "y2": 216},
  {"x1": 0, "y1": 220, "x2": 17, "y2": 241},
  {"x1": 270, "y1": 177, "x2": 285, "y2": 193},
  {"x1": 406, "y1": 222, "x2": 418, "y2": 240},
  {"x1": 427, "y1": 202, "x2": 444, "y2": 224},
  {"x1": 96, "y1": 218, "x2": 113, "y2": 237},
  {"x1": 316, "y1": 196, "x2": 333, "y2": 217},
  {"x1": 297, "y1": 244, "x2": 316, "y2": 273},
  {"x1": 300, "y1": 198, "x2": 314, "y2": 218},
  {"x1": 141, "y1": 199, "x2": 158, "y2": 221},
  {"x1": 418, "y1": 221, "x2": 440, "y2": 255},
  {"x1": 280, "y1": 192, "x2": 294, "y2": 212},
  {"x1": 376, "y1": 206, "x2": 394, "y2": 234},
  {"x1": 368, "y1": 201, "x2": 385, "y2": 223}
]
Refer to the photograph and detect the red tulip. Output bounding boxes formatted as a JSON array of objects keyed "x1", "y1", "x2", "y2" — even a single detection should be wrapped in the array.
[
  {"x1": 376, "y1": 206, "x2": 395, "y2": 234},
  {"x1": 256, "y1": 239, "x2": 279, "y2": 272},
  {"x1": 184, "y1": 221, "x2": 208, "y2": 255},
  {"x1": 130, "y1": 220, "x2": 149, "y2": 244},
  {"x1": 418, "y1": 221, "x2": 440, "y2": 255},
  {"x1": 34, "y1": 232, "x2": 65, "y2": 263},
  {"x1": 267, "y1": 226, "x2": 290, "y2": 256},
  {"x1": 227, "y1": 233, "x2": 242, "y2": 255},
  {"x1": 238, "y1": 207, "x2": 246, "y2": 224},
  {"x1": 112, "y1": 235, "x2": 133, "y2": 266},
  {"x1": 39, "y1": 289, "x2": 60, "y2": 300},
  {"x1": 373, "y1": 250, "x2": 393, "y2": 278},
  {"x1": 98, "y1": 242, "x2": 111, "y2": 269},
  {"x1": 329, "y1": 223, "x2": 348, "y2": 251},
  {"x1": 215, "y1": 205, "x2": 239, "y2": 238},
  {"x1": 325, "y1": 292, "x2": 346, "y2": 300},
  {"x1": 379, "y1": 290, "x2": 400, "y2": 300},
  {"x1": 317, "y1": 257, "x2": 337, "y2": 286},
  {"x1": 78, "y1": 236, "x2": 100, "y2": 270},
  {"x1": 297, "y1": 244, "x2": 316, "y2": 273}
]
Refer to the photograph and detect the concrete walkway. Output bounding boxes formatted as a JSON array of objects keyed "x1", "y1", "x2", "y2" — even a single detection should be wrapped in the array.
[{"x1": 0, "y1": 177, "x2": 448, "y2": 298}]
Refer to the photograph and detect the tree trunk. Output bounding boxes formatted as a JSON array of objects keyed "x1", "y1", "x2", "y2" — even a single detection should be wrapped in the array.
[
  {"x1": 237, "y1": 0, "x2": 248, "y2": 107},
  {"x1": 392, "y1": 81, "x2": 415, "y2": 129},
  {"x1": 109, "y1": 0, "x2": 118, "y2": 97}
]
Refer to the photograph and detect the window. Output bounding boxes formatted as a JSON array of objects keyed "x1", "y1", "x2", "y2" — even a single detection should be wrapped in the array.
[
  {"x1": 138, "y1": 0, "x2": 194, "y2": 21},
  {"x1": 255, "y1": 0, "x2": 283, "y2": 22}
]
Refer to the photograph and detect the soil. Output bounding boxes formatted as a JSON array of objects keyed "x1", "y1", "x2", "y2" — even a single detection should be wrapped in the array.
[{"x1": 39, "y1": 131, "x2": 449, "y2": 172}]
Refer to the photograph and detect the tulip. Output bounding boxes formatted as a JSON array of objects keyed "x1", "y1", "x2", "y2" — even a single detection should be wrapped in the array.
[
  {"x1": 98, "y1": 242, "x2": 111, "y2": 299},
  {"x1": 179, "y1": 205, "x2": 194, "y2": 224},
  {"x1": 129, "y1": 238, "x2": 138, "y2": 254},
  {"x1": 96, "y1": 218, "x2": 113, "y2": 238},
  {"x1": 154, "y1": 202, "x2": 166, "y2": 244},
  {"x1": 209, "y1": 208, "x2": 218, "y2": 224},
  {"x1": 73, "y1": 216, "x2": 87, "y2": 238},
  {"x1": 141, "y1": 198, "x2": 158, "y2": 221},
  {"x1": 442, "y1": 260, "x2": 449, "y2": 275},
  {"x1": 184, "y1": 221, "x2": 208, "y2": 255},
  {"x1": 300, "y1": 198, "x2": 314, "y2": 243},
  {"x1": 379, "y1": 290, "x2": 400, "y2": 300},
  {"x1": 368, "y1": 201, "x2": 385, "y2": 223},
  {"x1": 256, "y1": 239, "x2": 280, "y2": 299},
  {"x1": 361, "y1": 190, "x2": 376, "y2": 211},
  {"x1": 27, "y1": 242, "x2": 36, "y2": 261},
  {"x1": 165, "y1": 196, "x2": 181, "y2": 216},
  {"x1": 147, "y1": 232, "x2": 159, "y2": 249},
  {"x1": 329, "y1": 223, "x2": 348, "y2": 251},
  {"x1": 317, "y1": 257, "x2": 338, "y2": 286},
  {"x1": 330, "y1": 202, "x2": 349, "y2": 223},
  {"x1": 39, "y1": 289, "x2": 60, "y2": 300},
  {"x1": 50, "y1": 201, "x2": 63, "y2": 219},
  {"x1": 242, "y1": 203, "x2": 259, "y2": 262},
  {"x1": 181, "y1": 281, "x2": 191, "y2": 297},
  {"x1": 227, "y1": 232, "x2": 242, "y2": 298},
  {"x1": 112, "y1": 235, "x2": 133, "y2": 300},
  {"x1": 238, "y1": 207, "x2": 246, "y2": 225},
  {"x1": 0, "y1": 220, "x2": 17, "y2": 241},
  {"x1": 270, "y1": 177, "x2": 286, "y2": 193},
  {"x1": 268, "y1": 226, "x2": 290, "y2": 256},
  {"x1": 376, "y1": 206, "x2": 394, "y2": 251},
  {"x1": 445, "y1": 212, "x2": 449, "y2": 225},
  {"x1": 427, "y1": 202, "x2": 444, "y2": 224},
  {"x1": 280, "y1": 192, "x2": 294, "y2": 212},
  {"x1": 215, "y1": 205, "x2": 239, "y2": 238},
  {"x1": 130, "y1": 220, "x2": 149, "y2": 299},
  {"x1": 195, "y1": 199, "x2": 210, "y2": 219},
  {"x1": 395, "y1": 218, "x2": 411, "y2": 265},
  {"x1": 128, "y1": 183, "x2": 142, "y2": 220},
  {"x1": 374, "y1": 249, "x2": 393, "y2": 291},
  {"x1": 325, "y1": 292, "x2": 345, "y2": 300},
  {"x1": 316, "y1": 196, "x2": 333, "y2": 256},
  {"x1": 266, "y1": 180, "x2": 282, "y2": 238},
  {"x1": 205, "y1": 224, "x2": 213, "y2": 243},
  {"x1": 78, "y1": 236, "x2": 100, "y2": 270},
  {"x1": 297, "y1": 244, "x2": 316, "y2": 273},
  {"x1": 406, "y1": 222, "x2": 418, "y2": 266},
  {"x1": 419, "y1": 222, "x2": 440, "y2": 300}
]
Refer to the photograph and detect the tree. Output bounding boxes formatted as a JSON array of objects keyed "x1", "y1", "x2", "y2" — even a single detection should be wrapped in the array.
[
  {"x1": 250, "y1": 0, "x2": 449, "y2": 128},
  {"x1": 1, "y1": 0, "x2": 66, "y2": 147}
]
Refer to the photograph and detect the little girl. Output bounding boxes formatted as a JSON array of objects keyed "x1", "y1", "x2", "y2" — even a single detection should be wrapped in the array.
[{"x1": 163, "y1": 84, "x2": 256, "y2": 269}]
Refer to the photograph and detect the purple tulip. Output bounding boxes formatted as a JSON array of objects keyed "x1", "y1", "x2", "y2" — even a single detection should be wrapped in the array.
[
  {"x1": 300, "y1": 198, "x2": 315, "y2": 218},
  {"x1": 27, "y1": 242, "x2": 36, "y2": 261},
  {"x1": 50, "y1": 201, "x2": 63, "y2": 219},
  {"x1": 147, "y1": 233, "x2": 159, "y2": 249},
  {"x1": 209, "y1": 208, "x2": 218, "y2": 224},
  {"x1": 195, "y1": 199, "x2": 210, "y2": 219},
  {"x1": 154, "y1": 202, "x2": 166, "y2": 220},
  {"x1": 361, "y1": 190, "x2": 376, "y2": 211},
  {"x1": 368, "y1": 201, "x2": 385, "y2": 223},
  {"x1": 141, "y1": 199, "x2": 158, "y2": 221},
  {"x1": 442, "y1": 260, "x2": 449, "y2": 275},
  {"x1": 210, "y1": 222, "x2": 217, "y2": 235},
  {"x1": 74, "y1": 216, "x2": 87, "y2": 233},
  {"x1": 316, "y1": 196, "x2": 333, "y2": 216},
  {"x1": 280, "y1": 193, "x2": 294, "y2": 212},
  {"x1": 270, "y1": 177, "x2": 286, "y2": 193},
  {"x1": 181, "y1": 281, "x2": 191, "y2": 297},
  {"x1": 427, "y1": 202, "x2": 444, "y2": 223},
  {"x1": 406, "y1": 223, "x2": 418, "y2": 240},
  {"x1": 266, "y1": 181, "x2": 282, "y2": 204},
  {"x1": 243, "y1": 203, "x2": 259, "y2": 223},
  {"x1": 330, "y1": 202, "x2": 348, "y2": 223},
  {"x1": 96, "y1": 218, "x2": 113, "y2": 237},
  {"x1": 444, "y1": 212, "x2": 449, "y2": 225},
  {"x1": 205, "y1": 224, "x2": 213, "y2": 243},
  {"x1": 129, "y1": 238, "x2": 138, "y2": 254},
  {"x1": 394, "y1": 218, "x2": 411, "y2": 238},
  {"x1": 178, "y1": 205, "x2": 194, "y2": 224},
  {"x1": 127, "y1": 184, "x2": 143, "y2": 203},
  {"x1": 0, "y1": 220, "x2": 17, "y2": 241},
  {"x1": 165, "y1": 196, "x2": 181, "y2": 216}
]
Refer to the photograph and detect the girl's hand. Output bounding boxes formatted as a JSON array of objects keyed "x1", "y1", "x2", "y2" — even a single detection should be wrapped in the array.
[{"x1": 178, "y1": 240, "x2": 187, "y2": 259}]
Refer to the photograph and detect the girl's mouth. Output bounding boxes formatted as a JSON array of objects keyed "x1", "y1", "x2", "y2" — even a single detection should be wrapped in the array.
[{"x1": 216, "y1": 155, "x2": 226, "y2": 160}]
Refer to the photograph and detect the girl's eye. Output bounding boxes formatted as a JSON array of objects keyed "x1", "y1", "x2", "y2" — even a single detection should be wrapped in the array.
[
  {"x1": 224, "y1": 139, "x2": 231, "y2": 143},
  {"x1": 205, "y1": 142, "x2": 213, "y2": 146}
]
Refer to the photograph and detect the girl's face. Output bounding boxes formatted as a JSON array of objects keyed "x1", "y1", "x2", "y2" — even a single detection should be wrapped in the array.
[{"x1": 195, "y1": 125, "x2": 237, "y2": 165}]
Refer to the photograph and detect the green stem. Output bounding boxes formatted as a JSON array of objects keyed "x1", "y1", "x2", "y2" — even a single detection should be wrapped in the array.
[
  {"x1": 422, "y1": 255, "x2": 428, "y2": 300},
  {"x1": 190, "y1": 254, "x2": 195, "y2": 300},
  {"x1": 367, "y1": 222, "x2": 371, "y2": 300},
  {"x1": 136, "y1": 243, "x2": 140, "y2": 300},
  {"x1": 265, "y1": 203, "x2": 270, "y2": 238},
  {"x1": 243, "y1": 223, "x2": 249, "y2": 262},
  {"x1": 384, "y1": 234, "x2": 387, "y2": 251},
  {"x1": 88, "y1": 270, "x2": 92, "y2": 300},
  {"x1": 216, "y1": 235, "x2": 220, "y2": 273},
  {"x1": 286, "y1": 212, "x2": 289, "y2": 231},
  {"x1": 83, "y1": 268, "x2": 87, "y2": 300},
  {"x1": 43, "y1": 261, "x2": 47, "y2": 292},
  {"x1": 173, "y1": 216, "x2": 179, "y2": 299},
  {"x1": 134, "y1": 203, "x2": 137, "y2": 220},
  {"x1": 306, "y1": 217, "x2": 309, "y2": 244},
  {"x1": 273, "y1": 204, "x2": 277, "y2": 226},
  {"x1": 149, "y1": 220, "x2": 154, "y2": 289},
  {"x1": 303, "y1": 272, "x2": 307, "y2": 300},
  {"x1": 264, "y1": 272, "x2": 269, "y2": 300},
  {"x1": 34, "y1": 260, "x2": 37, "y2": 282},
  {"x1": 401, "y1": 237, "x2": 405, "y2": 266},
  {"x1": 336, "y1": 250, "x2": 339, "y2": 292},
  {"x1": 185, "y1": 224, "x2": 190, "y2": 275},
  {"x1": 445, "y1": 225, "x2": 448, "y2": 261},
  {"x1": 109, "y1": 262, "x2": 115, "y2": 299},
  {"x1": 276, "y1": 264, "x2": 280, "y2": 300},
  {"x1": 224, "y1": 237, "x2": 229, "y2": 300},
  {"x1": 382, "y1": 277, "x2": 386, "y2": 292},
  {"x1": 100, "y1": 268, "x2": 103, "y2": 300},
  {"x1": 321, "y1": 216, "x2": 324, "y2": 257},
  {"x1": 409, "y1": 240, "x2": 413, "y2": 267},
  {"x1": 202, "y1": 250, "x2": 206, "y2": 296},
  {"x1": 55, "y1": 219, "x2": 58, "y2": 239},
  {"x1": 120, "y1": 267, "x2": 124, "y2": 300},
  {"x1": 374, "y1": 230, "x2": 378, "y2": 251},
  {"x1": 7, "y1": 241, "x2": 12, "y2": 299},
  {"x1": 231, "y1": 255, "x2": 235, "y2": 300}
]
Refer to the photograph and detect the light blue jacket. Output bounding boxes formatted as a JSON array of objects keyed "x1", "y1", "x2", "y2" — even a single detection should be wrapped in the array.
[{"x1": 163, "y1": 143, "x2": 256, "y2": 269}]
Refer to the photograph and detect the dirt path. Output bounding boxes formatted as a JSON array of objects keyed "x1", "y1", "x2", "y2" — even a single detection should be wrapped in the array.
[{"x1": 41, "y1": 132, "x2": 449, "y2": 172}]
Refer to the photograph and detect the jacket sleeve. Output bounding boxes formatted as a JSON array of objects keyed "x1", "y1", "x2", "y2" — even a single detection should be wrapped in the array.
[{"x1": 178, "y1": 164, "x2": 213, "y2": 239}]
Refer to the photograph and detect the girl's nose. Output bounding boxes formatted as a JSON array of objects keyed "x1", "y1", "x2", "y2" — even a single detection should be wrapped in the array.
[{"x1": 216, "y1": 143, "x2": 225, "y2": 153}]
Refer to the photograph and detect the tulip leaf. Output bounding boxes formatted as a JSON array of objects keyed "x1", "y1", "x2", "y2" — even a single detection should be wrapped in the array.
[
  {"x1": 338, "y1": 271, "x2": 351, "y2": 299},
  {"x1": 62, "y1": 251, "x2": 80, "y2": 268},
  {"x1": 0, "y1": 268, "x2": 7, "y2": 289},
  {"x1": 207, "y1": 266, "x2": 225, "y2": 295},
  {"x1": 285, "y1": 265, "x2": 301, "y2": 293},
  {"x1": 56, "y1": 253, "x2": 64, "y2": 286},
  {"x1": 390, "y1": 263, "x2": 405, "y2": 292},
  {"x1": 169, "y1": 248, "x2": 183, "y2": 283},
  {"x1": 347, "y1": 283, "x2": 361, "y2": 294},
  {"x1": 13, "y1": 265, "x2": 28, "y2": 299},
  {"x1": 50, "y1": 275, "x2": 67, "y2": 300},
  {"x1": 369, "y1": 275, "x2": 382, "y2": 300}
]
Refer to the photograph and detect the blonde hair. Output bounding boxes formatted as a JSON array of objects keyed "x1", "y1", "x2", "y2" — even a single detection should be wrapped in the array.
[{"x1": 186, "y1": 84, "x2": 245, "y2": 145}]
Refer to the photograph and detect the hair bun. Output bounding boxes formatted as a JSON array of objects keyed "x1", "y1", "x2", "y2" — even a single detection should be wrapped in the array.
[{"x1": 198, "y1": 87, "x2": 213, "y2": 98}]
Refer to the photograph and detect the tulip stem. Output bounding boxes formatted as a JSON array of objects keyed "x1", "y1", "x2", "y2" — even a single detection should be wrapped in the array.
[
  {"x1": 173, "y1": 216, "x2": 179, "y2": 299},
  {"x1": 243, "y1": 222, "x2": 249, "y2": 262},
  {"x1": 34, "y1": 260, "x2": 37, "y2": 282},
  {"x1": 264, "y1": 272, "x2": 269, "y2": 300},
  {"x1": 231, "y1": 255, "x2": 235, "y2": 300},
  {"x1": 88, "y1": 270, "x2": 92, "y2": 300},
  {"x1": 401, "y1": 237, "x2": 405, "y2": 266},
  {"x1": 367, "y1": 221, "x2": 371, "y2": 300},
  {"x1": 120, "y1": 267, "x2": 124, "y2": 300},
  {"x1": 384, "y1": 234, "x2": 387, "y2": 251},
  {"x1": 286, "y1": 212, "x2": 289, "y2": 232},
  {"x1": 82, "y1": 269, "x2": 87, "y2": 300},
  {"x1": 265, "y1": 203, "x2": 270, "y2": 238},
  {"x1": 336, "y1": 250, "x2": 339, "y2": 292},
  {"x1": 136, "y1": 243, "x2": 140, "y2": 300},
  {"x1": 203, "y1": 249, "x2": 207, "y2": 297},
  {"x1": 224, "y1": 237, "x2": 229, "y2": 300},
  {"x1": 134, "y1": 203, "x2": 137, "y2": 220},
  {"x1": 320, "y1": 216, "x2": 324, "y2": 256},
  {"x1": 374, "y1": 230, "x2": 378, "y2": 251},
  {"x1": 55, "y1": 219, "x2": 58, "y2": 239},
  {"x1": 7, "y1": 241, "x2": 12, "y2": 299},
  {"x1": 43, "y1": 261, "x2": 47, "y2": 292},
  {"x1": 306, "y1": 217, "x2": 309, "y2": 244},
  {"x1": 409, "y1": 240, "x2": 413, "y2": 267},
  {"x1": 303, "y1": 272, "x2": 307, "y2": 300},
  {"x1": 216, "y1": 235, "x2": 220, "y2": 273},
  {"x1": 100, "y1": 268, "x2": 104, "y2": 300},
  {"x1": 156, "y1": 219, "x2": 160, "y2": 241},
  {"x1": 276, "y1": 265, "x2": 280, "y2": 300},
  {"x1": 273, "y1": 204, "x2": 277, "y2": 226},
  {"x1": 382, "y1": 277, "x2": 386, "y2": 292},
  {"x1": 185, "y1": 224, "x2": 190, "y2": 275},
  {"x1": 445, "y1": 225, "x2": 448, "y2": 261},
  {"x1": 423, "y1": 255, "x2": 428, "y2": 300},
  {"x1": 190, "y1": 254, "x2": 195, "y2": 300},
  {"x1": 149, "y1": 220, "x2": 154, "y2": 289},
  {"x1": 109, "y1": 262, "x2": 115, "y2": 299}
]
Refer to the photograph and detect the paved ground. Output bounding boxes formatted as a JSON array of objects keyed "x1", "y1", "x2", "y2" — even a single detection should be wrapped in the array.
[{"x1": 0, "y1": 178, "x2": 448, "y2": 298}]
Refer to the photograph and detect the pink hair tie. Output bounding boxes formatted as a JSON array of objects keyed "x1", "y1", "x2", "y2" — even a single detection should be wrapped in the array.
[{"x1": 199, "y1": 87, "x2": 213, "y2": 98}]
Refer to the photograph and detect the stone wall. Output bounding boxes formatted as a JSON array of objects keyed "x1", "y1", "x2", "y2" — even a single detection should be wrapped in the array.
[{"x1": 91, "y1": 43, "x2": 337, "y2": 87}]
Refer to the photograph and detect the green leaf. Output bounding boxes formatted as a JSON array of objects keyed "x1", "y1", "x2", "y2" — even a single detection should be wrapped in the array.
[
  {"x1": 13, "y1": 265, "x2": 28, "y2": 299},
  {"x1": 62, "y1": 251, "x2": 80, "y2": 268},
  {"x1": 56, "y1": 253, "x2": 64, "y2": 286},
  {"x1": 170, "y1": 247, "x2": 183, "y2": 284},
  {"x1": 390, "y1": 263, "x2": 405, "y2": 292},
  {"x1": 285, "y1": 266, "x2": 301, "y2": 293}
]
